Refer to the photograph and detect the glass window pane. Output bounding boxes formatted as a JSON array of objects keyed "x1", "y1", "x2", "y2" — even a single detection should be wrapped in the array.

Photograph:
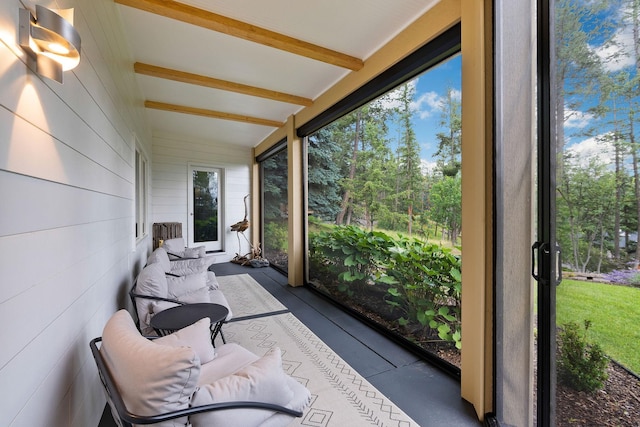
[
  {"x1": 262, "y1": 149, "x2": 288, "y2": 272},
  {"x1": 552, "y1": 1, "x2": 640, "y2": 425},
  {"x1": 193, "y1": 169, "x2": 219, "y2": 243},
  {"x1": 307, "y1": 55, "x2": 462, "y2": 367}
]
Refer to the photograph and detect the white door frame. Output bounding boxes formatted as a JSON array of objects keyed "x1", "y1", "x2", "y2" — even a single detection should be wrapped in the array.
[{"x1": 187, "y1": 163, "x2": 224, "y2": 251}]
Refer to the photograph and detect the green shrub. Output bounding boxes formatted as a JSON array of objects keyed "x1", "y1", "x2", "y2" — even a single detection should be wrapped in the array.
[
  {"x1": 309, "y1": 226, "x2": 462, "y2": 349},
  {"x1": 382, "y1": 238, "x2": 462, "y2": 349},
  {"x1": 558, "y1": 320, "x2": 609, "y2": 392},
  {"x1": 264, "y1": 221, "x2": 288, "y2": 252},
  {"x1": 309, "y1": 225, "x2": 394, "y2": 294}
]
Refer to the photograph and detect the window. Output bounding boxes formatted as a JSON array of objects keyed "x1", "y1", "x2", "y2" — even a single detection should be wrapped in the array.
[
  {"x1": 304, "y1": 25, "x2": 462, "y2": 372},
  {"x1": 259, "y1": 141, "x2": 289, "y2": 272},
  {"x1": 135, "y1": 147, "x2": 148, "y2": 241},
  {"x1": 540, "y1": 1, "x2": 640, "y2": 425}
]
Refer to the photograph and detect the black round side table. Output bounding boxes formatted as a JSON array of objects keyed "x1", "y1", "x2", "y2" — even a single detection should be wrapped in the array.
[{"x1": 150, "y1": 303, "x2": 229, "y2": 346}]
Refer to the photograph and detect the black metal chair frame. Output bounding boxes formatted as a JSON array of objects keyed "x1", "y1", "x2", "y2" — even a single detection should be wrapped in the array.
[
  {"x1": 90, "y1": 337, "x2": 303, "y2": 426},
  {"x1": 129, "y1": 280, "x2": 185, "y2": 329},
  {"x1": 129, "y1": 278, "x2": 228, "y2": 344}
]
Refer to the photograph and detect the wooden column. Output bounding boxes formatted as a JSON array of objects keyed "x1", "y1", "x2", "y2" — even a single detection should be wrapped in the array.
[
  {"x1": 460, "y1": 0, "x2": 494, "y2": 420},
  {"x1": 287, "y1": 115, "x2": 304, "y2": 286}
]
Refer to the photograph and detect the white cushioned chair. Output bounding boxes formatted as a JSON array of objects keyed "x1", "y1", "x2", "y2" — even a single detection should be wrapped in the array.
[
  {"x1": 131, "y1": 262, "x2": 233, "y2": 336},
  {"x1": 162, "y1": 237, "x2": 207, "y2": 260},
  {"x1": 91, "y1": 310, "x2": 310, "y2": 427},
  {"x1": 148, "y1": 246, "x2": 215, "y2": 278}
]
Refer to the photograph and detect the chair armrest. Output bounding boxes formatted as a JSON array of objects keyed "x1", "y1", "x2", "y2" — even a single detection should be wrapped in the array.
[
  {"x1": 168, "y1": 252, "x2": 199, "y2": 260},
  {"x1": 90, "y1": 338, "x2": 302, "y2": 427},
  {"x1": 129, "y1": 292, "x2": 184, "y2": 306},
  {"x1": 123, "y1": 401, "x2": 303, "y2": 425}
]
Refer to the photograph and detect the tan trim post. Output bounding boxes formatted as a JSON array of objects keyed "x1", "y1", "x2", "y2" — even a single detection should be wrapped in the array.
[
  {"x1": 460, "y1": 0, "x2": 493, "y2": 421},
  {"x1": 250, "y1": 149, "x2": 260, "y2": 253},
  {"x1": 286, "y1": 115, "x2": 304, "y2": 286}
]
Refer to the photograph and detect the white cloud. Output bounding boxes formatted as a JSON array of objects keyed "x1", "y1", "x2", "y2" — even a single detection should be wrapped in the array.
[
  {"x1": 375, "y1": 79, "x2": 461, "y2": 121},
  {"x1": 592, "y1": 20, "x2": 635, "y2": 72},
  {"x1": 564, "y1": 108, "x2": 595, "y2": 129},
  {"x1": 410, "y1": 88, "x2": 460, "y2": 120},
  {"x1": 420, "y1": 158, "x2": 438, "y2": 175},
  {"x1": 565, "y1": 134, "x2": 615, "y2": 167},
  {"x1": 411, "y1": 91, "x2": 441, "y2": 119}
]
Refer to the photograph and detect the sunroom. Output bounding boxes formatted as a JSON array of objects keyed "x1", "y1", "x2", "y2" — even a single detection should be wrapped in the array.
[{"x1": 2, "y1": 0, "x2": 572, "y2": 426}]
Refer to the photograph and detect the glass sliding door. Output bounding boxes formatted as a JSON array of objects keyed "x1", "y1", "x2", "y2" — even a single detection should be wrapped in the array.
[
  {"x1": 188, "y1": 164, "x2": 223, "y2": 251},
  {"x1": 538, "y1": 1, "x2": 640, "y2": 425},
  {"x1": 261, "y1": 145, "x2": 289, "y2": 272},
  {"x1": 536, "y1": 1, "x2": 560, "y2": 423}
]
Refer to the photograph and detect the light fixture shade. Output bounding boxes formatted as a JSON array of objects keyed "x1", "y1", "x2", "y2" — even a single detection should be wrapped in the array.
[{"x1": 19, "y1": 5, "x2": 81, "y2": 83}]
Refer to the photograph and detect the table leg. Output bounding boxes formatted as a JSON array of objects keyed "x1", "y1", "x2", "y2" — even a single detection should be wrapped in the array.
[{"x1": 210, "y1": 321, "x2": 226, "y2": 346}]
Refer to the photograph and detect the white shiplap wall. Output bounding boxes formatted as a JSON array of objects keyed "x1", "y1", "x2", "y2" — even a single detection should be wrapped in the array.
[
  {"x1": 0, "y1": 0, "x2": 151, "y2": 426},
  {"x1": 152, "y1": 134, "x2": 253, "y2": 263}
]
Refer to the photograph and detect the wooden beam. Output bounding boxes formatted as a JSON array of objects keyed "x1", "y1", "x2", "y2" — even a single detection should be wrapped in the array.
[
  {"x1": 145, "y1": 100, "x2": 285, "y2": 127},
  {"x1": 115, "y1": 0, "x2": 364, "y2": 70},
  {"x1": 134, "y1": 62, "x2": 313, "y2": 106}
]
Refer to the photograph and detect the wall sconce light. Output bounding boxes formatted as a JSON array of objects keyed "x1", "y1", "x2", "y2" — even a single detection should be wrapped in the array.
[{"x1": 19, "y1": 5, "x2": 81, "y2": 84}]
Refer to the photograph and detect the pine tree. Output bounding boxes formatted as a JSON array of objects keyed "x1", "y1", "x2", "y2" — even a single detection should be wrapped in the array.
[
  {"x1": 433, "y1": 87, "x2": 461, "y2": 177},
  {"x1": 394, "y1": 83, "x2": 424, "y2": 235},
  {"x1": 307, "y1": 128, "x2": 343, "y2": 221}
]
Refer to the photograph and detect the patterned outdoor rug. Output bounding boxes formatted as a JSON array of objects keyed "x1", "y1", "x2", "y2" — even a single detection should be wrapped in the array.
[
  {"x1": 216, "y1": 273, "x2": 288, "y2": 319},
  {"x1": 217, "y1": 274, "x2": 419, "y2": 427}
]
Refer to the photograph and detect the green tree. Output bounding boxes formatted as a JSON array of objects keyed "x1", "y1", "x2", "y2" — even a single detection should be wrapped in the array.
[
  {"x1": 308, "y1": 128, "x2": 343, "y2": 221},
  {"x1": 334, "y1": 98, "x2": 395, "y2": 227},
  {"x1": 555, "y1": 0, "x2": 610, "y2": 162},
  {"x1": 393, "y1": 83, "x2": 424, "y2": 235},
  {"x1": 429, "y1": 175, "x2": 462, "y2": 245},
  {"x1": 620, "y1": 0, "x2": 640, "y2": 263},
  {"x1": 557, "y1": 156, "x2": 617, "y2": 272},
  {"x1": 262, "y1": 151, "x2": 287, "y2": 222},
  {"x1": 433, "y1": 87, "x2": 461, "y2": 177}
]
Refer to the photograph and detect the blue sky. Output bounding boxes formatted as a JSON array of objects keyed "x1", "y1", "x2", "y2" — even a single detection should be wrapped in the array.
[
  {"x1": 558, "y1": 2, "x2": 637, "y2": 168},
  {"x1": 394, "y1": 2, "x2": 636, "y2": 172},
  {"x1": 410, "y1": 54, "x2": 462, "y2": 165},
  {"x1": 381, "y1": 3, "x2": 638, "y2": 173},
  {"x1": 380, "y1": 54, "x2": 462, "y2": 171}
]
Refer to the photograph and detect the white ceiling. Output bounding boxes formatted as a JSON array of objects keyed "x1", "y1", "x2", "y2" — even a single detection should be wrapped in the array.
[{"x1": 116, "y1": 0, "x2": 439, "y2": 147}]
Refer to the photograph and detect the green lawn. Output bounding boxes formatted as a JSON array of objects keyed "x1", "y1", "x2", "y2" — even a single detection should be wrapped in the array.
[{"x1": 557, "y1": 279, "x2": 640, "y2": 374}]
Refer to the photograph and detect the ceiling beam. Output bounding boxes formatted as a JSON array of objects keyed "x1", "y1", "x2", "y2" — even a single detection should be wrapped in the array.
[
  {"x1": 115, "y1": 0, "x2": 364, "y2": 71},
  {"x1": 145, "y1": 100, "x2": 285, "y2": 127},
  {"x1": 135, "y1": 62, "x2": 313, "y2": 106}
]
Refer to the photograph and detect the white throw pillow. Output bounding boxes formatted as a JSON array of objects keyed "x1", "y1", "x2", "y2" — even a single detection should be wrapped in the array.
[
  {"x1": 135, "y1": 263, "x2": 169, "y2": 335},
  {"x1": 151, "y1": 300, "x2": 181, "y2": 315},
  {"x1": 206, "y1": 271, "x2": 219, "y2": 290},
  {"x1": 154, "y1": 317, "x2": 216, "y2": 364},
  {"x1": 190, "y1": 348, "x2": 294, "y2": 427},
  {"x1": 100, "y1": 310, "x2": 200, "y2": 427},
  {"x1": 147, "y1": 247, "x2": 172, "y2": 273},
  {"x1": 167, "y1": 272, "x2": 208, "y2": 299},
  {"x1": 176, "y1": 286, "x2": 211, "y2": 304},
  {"x1": 150, "y1": 287, "x2": 211, "y2": 319},
  {"x1": 170, "y1": 257, "x2": 211, "y2": 276},
  {"x1": 184, "y1": 246, "x2": 206, "y2": 258},
  {"x1": 136, "y1": 263, "x2": 169, "y2": 297},
  {"x1": 163, "y1": 237, "x2": 186, "y2": 258}
]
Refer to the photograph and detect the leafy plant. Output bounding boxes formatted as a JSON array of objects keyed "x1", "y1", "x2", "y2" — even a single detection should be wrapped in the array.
[
  {"x1": 309, "y1": 227, "x2": 462, "y2": 349},
  {"x1": 383, "y1": 238, "x2": 462, "y2": 349},
  {"x1": 558, "y1": 320, "x2": 608, "y2": 393},
  {"x1": 264, "y1": 221, "x2": 288, "y2": 252},
  {"x1": 309, "y1": 226, "x2": 394, "y2": 294}
]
